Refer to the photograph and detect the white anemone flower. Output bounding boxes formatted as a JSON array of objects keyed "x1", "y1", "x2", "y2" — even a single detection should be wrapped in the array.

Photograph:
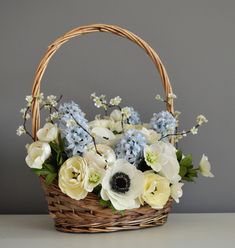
[
  {"x1": 144, "y1": 141, "x2": 180, "y2": 183},
  {"x1": 101, "y1": 159, "x2": 144, "y2": 210},
  {"x1": 91, "y1": 127, "x2": 119, "y2": 146}
]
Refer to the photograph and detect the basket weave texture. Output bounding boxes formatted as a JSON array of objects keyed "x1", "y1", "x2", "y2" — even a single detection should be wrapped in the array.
[
  {"x1": 31, "y1": 24, "x2": 175, "y2": 233},
  {"x1": 41, "y1": 178, "x2": 173, "y2": 233}
]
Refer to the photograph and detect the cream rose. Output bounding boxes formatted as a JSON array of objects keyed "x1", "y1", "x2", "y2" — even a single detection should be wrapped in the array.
[
  {"x1": 58, "y1": 156, "x2": 88, "y2": 200},
  {"x1": 36, "y1": 123, "x2": 58, "y2": 142},
  {"x1": 25, "y1": 141, "x2": 51, "y2": 169},
  {"x1": 140, "y1": 171, "x2": 171, "y2": 209}
]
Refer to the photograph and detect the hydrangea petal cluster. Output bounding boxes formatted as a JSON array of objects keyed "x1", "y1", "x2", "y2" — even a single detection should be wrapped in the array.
[
  {"x1": 115, "y1": 129, "x2": 146, "y2": 165},
  {"x1": 58, "y1": 101, "x2": 92, "y2": 156},
  {"x1": 126, "y1": 107, "x2": 141, "y2": 125},
  {"x1": 150, "y1": 111, "x2": 176, "y2": 137}
]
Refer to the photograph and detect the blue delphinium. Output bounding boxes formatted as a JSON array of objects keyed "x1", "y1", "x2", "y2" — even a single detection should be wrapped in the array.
[
  {"x1": 126, "y1": 107, "x2": 141, "y2": 125},
  {"x1": 115, "y1": 129, "x2": 146, "y2": 166},
  {"x1": 57, "y1": 101, "x2": 92, "y2": 156},
  {"x1": 62, "y1": 125, "x2": 92, "y2": 157},
  {"x1": 150, "y1": 111, "x2": 176, "y2": 137}
]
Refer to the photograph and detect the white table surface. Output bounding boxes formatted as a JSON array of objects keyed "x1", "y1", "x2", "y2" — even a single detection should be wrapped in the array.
[{"x1": 0, "y1": 214, "x2": 234, "y2": 248}]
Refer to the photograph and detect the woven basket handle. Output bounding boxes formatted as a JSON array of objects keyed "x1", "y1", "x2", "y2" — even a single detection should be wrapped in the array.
[{"x1": 31, "y1": 24, "x2": 174, "y2": 139}]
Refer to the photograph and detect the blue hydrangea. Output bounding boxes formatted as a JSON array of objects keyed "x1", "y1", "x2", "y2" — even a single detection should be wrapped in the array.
[
  {"x1": 150, "y1": 111, "x2": 176, "y2": 137},
  {"x1": 115, "y1": 129, "x2": 146, "y2": 166},
  {"x1": 126, "y1": 107, "x2": 141, "y2": 125},
  {"x1": 57, "y1": 101, "x2": 92, "y2": 156}
]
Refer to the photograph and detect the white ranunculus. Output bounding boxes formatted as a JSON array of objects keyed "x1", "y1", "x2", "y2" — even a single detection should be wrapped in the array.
[
  {"x1": 171, "y1": 182, "x2": 184, "y2": 203},
  {"x1": 88, "y1": 119, "x2": 110, "y2": 129},
  {"x1": 140, "y1": 171, "x2": 171, "y2": 209},
  {"x1": 199, "y1": 154, "x2": 214, "y2": 177},
  {"x1": 25, "y1": 141, "x2": 51, "y2": 169},
  {"x1": 36, "y1": 123, "x2": 58, "y2": 142},
  {"x1": 83, "y1": 144, "x2": 116, "y2": 169},
  {"x1": 101, "y1": 159, "x2": 144, "y2": 210},
  {"x1": 110, "y1": 109, "x2": 122, "y2": 122},
  {"x1": 140, "y1": 127, "x2": 161, "y2": 144},
  {"x1": 58, "y1": 156, "x2": 88, "y2": 200},
  {"x1": 144, "y1": 141, "x2": 180, "y2": 183}
]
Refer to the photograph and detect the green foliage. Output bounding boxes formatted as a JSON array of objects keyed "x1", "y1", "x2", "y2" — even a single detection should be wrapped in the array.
[
  {"x1": 176, "y1": 150, "x2": 198, "y2": 182},
  {"x1": 49, "y1": 133, "x2": 67, "y2": 167},
  {"x1": 32, "y1": 134, "x2": 67, "y2": 185},
  {"x1": 32, "y1": 163, "x2": 57, "y2": 185},
  {"x1": 99, "y1": 199, "x2": 125, "y2": 215}
]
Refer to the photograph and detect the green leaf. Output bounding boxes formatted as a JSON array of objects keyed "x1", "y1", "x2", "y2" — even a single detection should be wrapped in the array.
[
  {"x1": 176, "y1": 150, "x2": 182, "y2": 162},
  {"x1": 45, "y1": 173, "x2": 57, "y2": 185},
  {"x1": 180, "y1": 155, "x2": 193, "y2": 167},
  {"x1": 49, "y1": 141, "x2": 61, "y2": 153},
  {"x1": 32, "y1": 169, "x2": 49, "y2": 176},
  {"x1": 179, "y1": 166, "x2": 187, "y2": 177},
  {"x1": 43, "y1": 163, "x2": 56, "y2": 173},
  {"x1": 58, "y1": 133, "x2": 65, "y2": 151}
]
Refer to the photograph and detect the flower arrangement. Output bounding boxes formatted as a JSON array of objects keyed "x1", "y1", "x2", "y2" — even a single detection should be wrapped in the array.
[{"x1": 17, "y1": 92, "x2": 213, "y2": 211}]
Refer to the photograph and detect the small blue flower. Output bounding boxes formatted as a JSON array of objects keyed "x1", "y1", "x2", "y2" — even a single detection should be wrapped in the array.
[
  {"x1": 57, "y1": 101, "x2": 92, "y2": 156},
  {"x1": 126, "y1": 107, "x2": 141, "y2": 125},
  {"x1": 115, "y1": 129, "x2": 146, "y2": 166},
  {"x1": 150, "y1": 111, "x2": 176, "y2": 137},
  {"x1": 63, "y1": 125, "x2": 92, "y2": 157}
]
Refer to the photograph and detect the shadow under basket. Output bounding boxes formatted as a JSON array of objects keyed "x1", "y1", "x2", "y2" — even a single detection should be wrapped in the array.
[{"x1": 40, "y1": 177, "x2": 173, "y2": 233}]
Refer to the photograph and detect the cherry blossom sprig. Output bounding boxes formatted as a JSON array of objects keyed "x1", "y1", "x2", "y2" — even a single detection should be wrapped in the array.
[
  {"x1": 159, "y1": 114, "x2": 208, "y2": 142},
  {"x1": 91, "y1": 93, "x2": 125, "y2": 131},
  {"x1": 16, "y1": 94, "x2": 62, "y2": 140}
]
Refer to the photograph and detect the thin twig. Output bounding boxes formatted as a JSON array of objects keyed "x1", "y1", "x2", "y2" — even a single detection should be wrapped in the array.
[{"x1": 159, "y1": 124, "x2": 200, "y2": 141}]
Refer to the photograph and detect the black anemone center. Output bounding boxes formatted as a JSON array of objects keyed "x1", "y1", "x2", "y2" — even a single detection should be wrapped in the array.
[{"x1": 110, "y1": 172, "x2": 131, "y2": 194}]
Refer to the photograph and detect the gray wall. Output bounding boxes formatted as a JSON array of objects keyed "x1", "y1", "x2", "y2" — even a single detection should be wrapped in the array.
[{"x1": 1, "y1": 0, "x2": 234, "y2": 214}]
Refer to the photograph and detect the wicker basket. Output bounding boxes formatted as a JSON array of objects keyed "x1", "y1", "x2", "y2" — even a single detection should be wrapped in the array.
[{"x1": 31, "y1": 24, "x2": 175, "y2": 233}]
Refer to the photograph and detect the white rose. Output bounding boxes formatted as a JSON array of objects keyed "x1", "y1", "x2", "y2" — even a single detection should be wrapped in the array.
[
  {"x1": 25, "y1": 141, "x2": 51, "y2": 169},
  {"x1": 58, "y1": 156, "x2": 88, "y2": 200},
  {"x1": 101, "y1": 159, "x2": 144, "y2": 210},
  {"x1": 83, "y1": 144, "x2": 116, "y2": 169},
  {"x1": 199, "y1": 154, "x2": 214, "y2": 177},
  {"x1": 36, "y1": 123, "x2": 58, "y2": 142},
  {"x1": 140, "y1": 171, "x2": 171, "y2": 209},
  {"x1": 171, "y1": 182, "x2": 184, "y2": 203}
]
